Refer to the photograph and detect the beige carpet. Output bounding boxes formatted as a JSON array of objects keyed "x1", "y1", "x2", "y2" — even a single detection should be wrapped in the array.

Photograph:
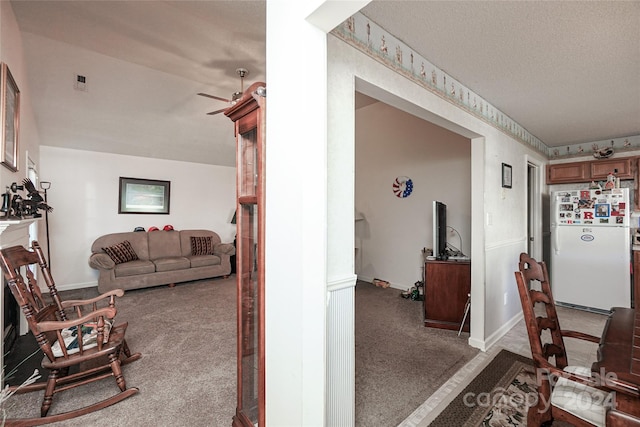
[
  {"x1": 355, "y1": 281, "x2": 479, "y2": 426},
  {"x1": 4, "y1": 277, "x2": 237, "y2": 427},
  {"x1": 4, "y1": 278, "x2": 480, "y2": 426}
]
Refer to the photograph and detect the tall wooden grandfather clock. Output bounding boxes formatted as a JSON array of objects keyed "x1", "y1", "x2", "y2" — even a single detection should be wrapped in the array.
[{"x1": 225, "y1": 81, "x2": 266, "y2": 427}]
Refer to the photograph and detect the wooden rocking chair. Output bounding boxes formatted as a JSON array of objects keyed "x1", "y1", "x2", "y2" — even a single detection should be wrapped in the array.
[
  {"x1": 515, "y1": 252, "x2": 640, "y2": 427},
  {"x1": 0, "y1": 241, "x2": 141, "y2": 426}
]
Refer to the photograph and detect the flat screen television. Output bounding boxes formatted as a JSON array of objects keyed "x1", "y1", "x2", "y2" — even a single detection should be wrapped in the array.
[{"x1": 433, "y1": 201, "x2": 447, "y2": 260}]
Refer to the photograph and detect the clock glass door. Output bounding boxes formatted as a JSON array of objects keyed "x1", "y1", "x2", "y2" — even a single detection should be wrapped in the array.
[{"x1": 237, "y1": 125, "x2": 259, "y2": 425}]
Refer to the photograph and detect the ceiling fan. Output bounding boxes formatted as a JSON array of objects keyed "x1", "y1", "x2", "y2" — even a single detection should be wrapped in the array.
[{"x1": 197, "y1": 68, "x2": 249, "y2": 115}]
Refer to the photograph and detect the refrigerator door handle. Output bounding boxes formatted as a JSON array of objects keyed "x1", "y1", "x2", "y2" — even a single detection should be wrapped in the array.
[
  {"x1": 552, "y1": 225, "x2": 559, "y2": 254},
  {"x1": 551, "y1": 194, "x2": 559, "y2": 254}
]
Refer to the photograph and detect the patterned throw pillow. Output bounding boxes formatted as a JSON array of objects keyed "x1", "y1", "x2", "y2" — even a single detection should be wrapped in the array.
[
  {"x1": 102, "y1": 240, "x2": 138, "y2": 264},
  {"x1": 191, "y1": 236, "x2": 213, "y2": 256}
]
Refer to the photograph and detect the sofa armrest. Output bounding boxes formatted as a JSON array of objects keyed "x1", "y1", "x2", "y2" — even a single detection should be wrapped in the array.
[
  {"x1": 214, "y1": 242, "x2": 235, "y2": 256},
  {"x1": 89, "y1": 253, "x2": 116, "y2": 270}
]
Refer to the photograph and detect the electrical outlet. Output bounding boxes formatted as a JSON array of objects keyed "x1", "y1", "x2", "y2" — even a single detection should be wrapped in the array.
[{"x1": 503, "y1": 292, "x2": 508, "y2": 306}]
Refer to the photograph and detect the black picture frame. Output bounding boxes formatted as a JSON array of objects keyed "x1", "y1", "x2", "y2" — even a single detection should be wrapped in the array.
[
  {"x1": 1, "y1": 63, "x2": 20, "y2": 172},
  {"x1": 501, "y1": 163, "x2": 512, "y2": 188},
  {"x1": 118, "y1": 177, "x2": 170, "y2": 214}
]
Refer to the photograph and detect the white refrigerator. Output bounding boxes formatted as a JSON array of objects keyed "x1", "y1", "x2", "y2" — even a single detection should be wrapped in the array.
[{"x1": 550, "y1": 188, "x2": 631, "y2": 312}]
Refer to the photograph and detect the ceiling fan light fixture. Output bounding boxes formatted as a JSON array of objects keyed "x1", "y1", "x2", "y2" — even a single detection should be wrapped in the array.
[
  {"x1": 198, "y1": 67, "x2": 250, "y2": 115},
  {"x1": 231, "y1": 91, "x2": 243, "y2": 103}
]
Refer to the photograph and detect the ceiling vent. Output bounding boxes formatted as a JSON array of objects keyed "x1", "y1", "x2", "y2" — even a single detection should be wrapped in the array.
[{"x1": 74, "y1": 74, "x2": 87, "y2": 92}]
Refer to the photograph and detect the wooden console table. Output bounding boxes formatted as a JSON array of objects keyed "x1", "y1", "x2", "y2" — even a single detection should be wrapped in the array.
[{"x1": 423, "y1": 259, "x2": 471, "y2": 332}]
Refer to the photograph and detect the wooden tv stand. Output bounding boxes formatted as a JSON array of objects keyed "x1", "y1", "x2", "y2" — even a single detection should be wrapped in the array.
[{"x1": 424, "y1": 259, "x2": 471, "y2": 332}]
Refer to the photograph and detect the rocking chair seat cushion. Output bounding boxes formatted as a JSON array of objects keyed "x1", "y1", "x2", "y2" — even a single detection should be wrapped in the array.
[
  {"x1": 51, "y1": 320, "x2": 113, "y2": 357},
  {"x1": 551, "y1": 365, "x2": 609, "y2": 427}
]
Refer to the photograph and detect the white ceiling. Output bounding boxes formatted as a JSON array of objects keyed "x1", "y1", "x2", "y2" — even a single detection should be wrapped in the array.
[
  {"x1": 361, "y1": 0, "x2": 640, "y2": 148},
  {"x1": 9, "y1": 0, "x2": 640, "y2": 167},
  {"x1": 10, "y1": 0, "x2": 266, "y2": 167}
]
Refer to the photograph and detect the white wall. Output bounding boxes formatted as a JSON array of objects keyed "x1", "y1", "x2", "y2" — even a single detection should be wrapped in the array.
[
  {"x1": 0, "y1": 0, "x2": 44, "y2": 386},
  {"x1": 355, "y1": 100, "x2": 470, "y2": 289},
  {"x1": 39, "y1": 146, "x2": 235, "y2": 289},
  {"x1": 328, "y1": 34, "x2": 548, "y2": 350},
  {"x1": 0, "y1": 2, "x2": 41, "y2": 193}
]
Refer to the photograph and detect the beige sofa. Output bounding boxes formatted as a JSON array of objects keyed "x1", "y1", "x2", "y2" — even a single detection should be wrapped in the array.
[{"x1": 89, "y1": 229, "x2": 234, "y2": 293}]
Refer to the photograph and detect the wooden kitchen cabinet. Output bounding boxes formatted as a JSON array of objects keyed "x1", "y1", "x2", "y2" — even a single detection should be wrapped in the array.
[
  {"x1": 590, "y1": 158, "x2": 632, "y2": 180},
  {"x1": 547, "y1": 157, "x2": 634, "y2": 184},
  {"x1": 424, "y1": 259, "x2": 471, "y2": 332},
  {"x1": 546, "y1": 161, "x2": 588, "y2": 184}
]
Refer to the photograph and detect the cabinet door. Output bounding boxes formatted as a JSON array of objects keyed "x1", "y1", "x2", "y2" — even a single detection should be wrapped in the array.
[
  {"x1": 424, "y1": 261, "x2": 471, "y2": 330},
  {"x1": 590, "y1": 158, "x2": 632, "y2": 180},
  {"x1": 547, "y1": 162, "x2": 589, "y2": 184}
]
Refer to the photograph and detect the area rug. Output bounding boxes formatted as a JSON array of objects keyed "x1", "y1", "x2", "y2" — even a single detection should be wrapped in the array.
[{"x1": 429, "y1": 349, "x2": 537, "y2": 426}]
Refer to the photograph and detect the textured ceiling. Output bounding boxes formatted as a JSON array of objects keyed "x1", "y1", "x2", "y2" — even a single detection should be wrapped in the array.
[
  {"x1": 11, "y1": 0, "x2": 266, "y2": 90},
  {"x1": 10, "y1": 0, "x2": 266, "y2": 167},
  {"x1": 9, "y1": 0, "x2": 640, "y2": 167},
  {"x1": 361, "y1": 0, "x2": 640, "y2": 147}
]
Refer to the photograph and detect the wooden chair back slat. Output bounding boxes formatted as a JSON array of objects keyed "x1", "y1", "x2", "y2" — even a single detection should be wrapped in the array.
[{"x1": 515, "y1": 252, "x2": 569, "y2": 369}]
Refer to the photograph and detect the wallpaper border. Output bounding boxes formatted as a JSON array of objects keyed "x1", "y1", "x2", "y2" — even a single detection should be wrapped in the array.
[{"x1": 331, "y1": 12, "x2": 640, "y2": 161}]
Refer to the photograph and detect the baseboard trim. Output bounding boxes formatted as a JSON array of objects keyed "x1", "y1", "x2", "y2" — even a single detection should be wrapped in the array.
[
  {"x1": 52, "y1": 281, "x2": 98, "y2": 292},
  {"x1": 356, "y1": 274, "x2": 410, "y2": 291},
  {"x1": 484, "y1": 311, "x2": 523, "y2": 350}
]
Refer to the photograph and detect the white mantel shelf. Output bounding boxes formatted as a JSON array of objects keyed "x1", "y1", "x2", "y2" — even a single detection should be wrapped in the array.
[{"x1": 0, "y1": 218, "x2": 37, "y2": 237}]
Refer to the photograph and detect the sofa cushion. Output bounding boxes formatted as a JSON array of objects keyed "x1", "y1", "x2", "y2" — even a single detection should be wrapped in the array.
[
  {"x1": 115, "y1": 260, "x2": 156, "y2": 277},
  {"x1": 153, "y1": 257, "x2": 191, "y2": 272},
  {"x1": 148, "y1": 231, "x2": 182, "y2": 259},
  {"x1": 102, "y1": 240, "x2": 139, "y2": 264},
  {"x1": 92, "y1": 232, "x2": 150, "y2": 260},
  {"x1": 191, "y1": 236, "x2": 214, "y2": 255},
  {"x1": 189, "y1": 255, "x2": 221, "y2": 268}
]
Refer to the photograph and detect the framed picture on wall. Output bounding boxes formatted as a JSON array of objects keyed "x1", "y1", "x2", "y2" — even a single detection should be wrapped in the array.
[
  {"x1": 501, "y1": 163, "x2": 512, "y2": 188},
  {"x1": 118, "y1": 177, "x2": 171, "y2": 214},
  {"x1": 1, "y1": 63, "x2": 20, "y2": 172}
]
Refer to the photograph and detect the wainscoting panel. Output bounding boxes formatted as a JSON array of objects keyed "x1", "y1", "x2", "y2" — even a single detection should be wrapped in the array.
[
  {"x1": 326, "y1": 276, "x2": 356, "y2": 426},
  {"x1": 484, "y1": 239, "x2": 528, "y2": 347}
]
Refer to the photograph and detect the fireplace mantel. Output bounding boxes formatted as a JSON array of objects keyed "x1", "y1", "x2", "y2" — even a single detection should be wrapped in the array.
[
  {"x1": 0, "y1": 218, "x2": 37, "y2": 248},
  {"x1": 1, "y1": 218, "x2": 38, "y2": 356}
]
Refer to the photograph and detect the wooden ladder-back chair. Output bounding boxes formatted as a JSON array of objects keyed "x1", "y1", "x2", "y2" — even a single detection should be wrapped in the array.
[
  {"x1": 0, "y1": 241, "x2": 141, "y2": 426},
  {"x1": 515, "y1": 252, "x2": 640, "y2": 427}
]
